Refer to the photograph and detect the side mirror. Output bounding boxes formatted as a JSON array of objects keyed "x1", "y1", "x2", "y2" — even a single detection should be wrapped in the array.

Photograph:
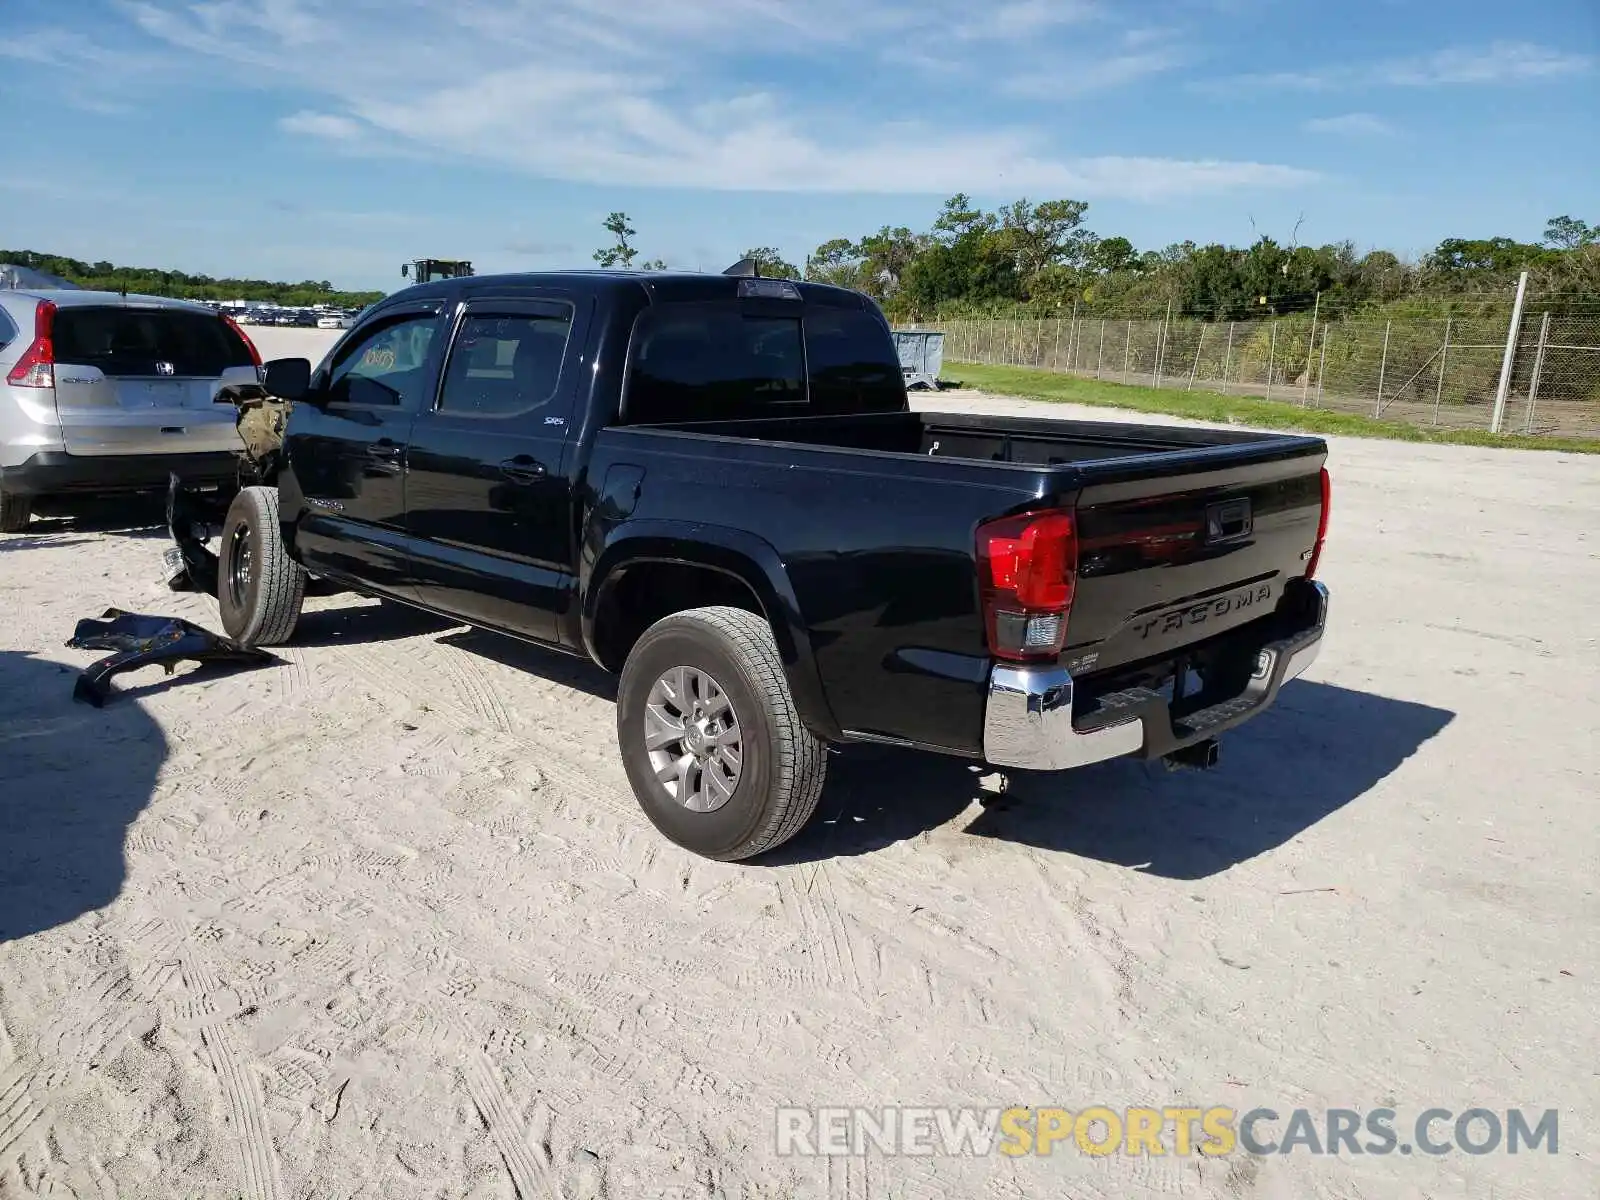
[{"x1": 261, "y1": 357, "x2": 313, "y2": 402}]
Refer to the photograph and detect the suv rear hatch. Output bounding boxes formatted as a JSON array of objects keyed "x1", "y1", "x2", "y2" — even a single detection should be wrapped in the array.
[{"x1": 49, "y1": 304, "x2": 259, "y2": 456}]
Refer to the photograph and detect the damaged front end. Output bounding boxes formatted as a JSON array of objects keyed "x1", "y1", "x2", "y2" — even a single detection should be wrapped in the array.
[{"x1": 165, "y1": 381, "x2": 294, "y2": 595}]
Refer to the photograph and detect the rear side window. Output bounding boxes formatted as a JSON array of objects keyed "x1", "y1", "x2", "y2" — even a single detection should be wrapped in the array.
[
  {"x1": 805, "y1": 308, "x2": 904, "y2": 414},
  {"x1": 0, "y1": 307, "x2": 16, "y2": 352},
  {"x1": 626, "y1": 303, "x2": 804, "y2": 423},
  {"x1": 52, "y1": 307, "x2": 254, "y2": 377},
  {"x1": 438, "y1": 310, "x2": 573, "y2": 415}
]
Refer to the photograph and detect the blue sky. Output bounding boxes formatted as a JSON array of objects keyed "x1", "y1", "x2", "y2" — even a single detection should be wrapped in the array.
[{"x1": 2, "y1": 0, "x2": 1596, "y2": 292}]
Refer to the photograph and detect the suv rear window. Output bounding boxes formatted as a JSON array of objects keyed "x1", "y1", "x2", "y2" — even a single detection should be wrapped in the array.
[
  {"x1": 625, "y1": 303, "x2": 805, "y2": 423},
  {"x1": 52, "y1": 307, "x2": 255, "y2": 378}
]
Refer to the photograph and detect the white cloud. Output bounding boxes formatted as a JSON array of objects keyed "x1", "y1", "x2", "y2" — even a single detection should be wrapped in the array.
[
  {"x1": 1378, "y1": 41, "x2": 1593, "y2": 85},
  {"x1": 1006, "y1": 50, "x2": 1185, "y2": 98},
  {"x1": 957, "y1": 0, "x2": 1099, "y2": 40},
  {"x1": 1303, "y1": 112, "x2": 1397, "y2": 137},
  {"x1": 26, "y1": 0, "x2": 1318, "y2": 200},
  {"x1": 278, "y1": 111, "x2": 365, "y2": 141},
  {"x1": 1223, "y1": 41, "x2": 1594, "y2": 91}
]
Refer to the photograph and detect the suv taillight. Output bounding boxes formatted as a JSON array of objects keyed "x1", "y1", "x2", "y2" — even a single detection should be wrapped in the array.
[
  {"x1": 1304, "y1": 467, "x2": 1331, "y2": 580},
  {"x1": 977, "y1": 508, "x2": 1078, "y2": 661},
  {"x1": 6, "y1": 299, "x2": 57, "y2": 388},
  {"x1": 221, "y1": 312, "x2": 262, "y2": 368}
]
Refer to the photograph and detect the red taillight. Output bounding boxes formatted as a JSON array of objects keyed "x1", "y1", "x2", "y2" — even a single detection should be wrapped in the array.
[
  {"x1": 977, "y1": 509, "x2": 1078, "y2": 661},
  {"x1": 6, "y1": 299, "x2": 57, "y2": 388},
  {"x1": 1304, "y1": 467, "x2": 1331, "y2": 580},
  {"x1": 221, "y1": 312, "x2": 262, "y2": 368}
]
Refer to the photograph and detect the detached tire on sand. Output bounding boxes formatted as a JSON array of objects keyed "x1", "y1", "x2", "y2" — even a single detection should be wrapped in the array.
[
  {"x1": 218, "y1": 486, "x2": 305, "y2": 646},
  {"x1": 617, "y1": 606, "x2": 827, "y2": 861}
]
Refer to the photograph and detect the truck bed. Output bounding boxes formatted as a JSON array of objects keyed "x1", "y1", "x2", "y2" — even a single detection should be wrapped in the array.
[
  {"x1": 642, "y1": 408, "x2": 1260, "y2": 466},
  {"x1": 602, "y1": 409, "x2": 1327, "y2": 755}
]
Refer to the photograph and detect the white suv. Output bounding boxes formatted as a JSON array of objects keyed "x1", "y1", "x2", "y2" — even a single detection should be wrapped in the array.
[{"x1": 0, "y1": 290, "x2": 262, "y2": 531}]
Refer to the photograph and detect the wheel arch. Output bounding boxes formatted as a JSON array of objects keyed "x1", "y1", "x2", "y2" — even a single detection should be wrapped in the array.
[{"x1": 584, "y1": 523, "x2": 841, "y2": 742}]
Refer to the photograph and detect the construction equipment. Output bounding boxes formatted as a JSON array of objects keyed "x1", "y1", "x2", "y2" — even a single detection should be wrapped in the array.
[{"x1": 401, "y1": 259, "x2": 474, "y2": 285}]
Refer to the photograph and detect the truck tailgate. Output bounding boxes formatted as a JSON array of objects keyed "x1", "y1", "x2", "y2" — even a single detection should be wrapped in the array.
[{"x1": 1063, "y1": 444, "x2": 1327, "y2": 677}]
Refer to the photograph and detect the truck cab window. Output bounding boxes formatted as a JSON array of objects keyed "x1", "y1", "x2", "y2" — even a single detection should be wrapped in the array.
[
  {"x1": 438, "y1": 311, "x2": 573, "y2": 415},
  {"x1": 626, "y1": 304, "x2": 804, "y2": 423},
  {"x1": 326, "y1": 314, "x2": 438, "y2": 408},
  {"x1": 804, "y1": 308, "x2": 905, "y2": 415}
]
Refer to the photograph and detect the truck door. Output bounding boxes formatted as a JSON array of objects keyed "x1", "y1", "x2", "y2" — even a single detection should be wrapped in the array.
[
  {"x1": 404, "y1": 293, "x2": 590, "y2": 644},
  {"x1": 284, "y1": 302, "x2": 445, "y2": 594}
]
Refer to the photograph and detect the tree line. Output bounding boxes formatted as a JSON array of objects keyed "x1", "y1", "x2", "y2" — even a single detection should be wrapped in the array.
[
  {"x1": 797, "y1": 198, "x2": 1599, "y2": 322},
  {"x1": 0, "y1": 249, "x2": 385, "y2": 308}
]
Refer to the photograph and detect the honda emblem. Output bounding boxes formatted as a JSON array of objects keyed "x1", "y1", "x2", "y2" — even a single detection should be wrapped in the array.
[{"x1": 155, "y1": 361, "x2": 175, "y2": 376}]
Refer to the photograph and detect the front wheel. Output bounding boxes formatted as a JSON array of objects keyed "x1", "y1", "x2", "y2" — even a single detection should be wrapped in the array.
[
  {"x1": 617, "y1": 606, "x2": 827, "y2": 861},
  {"x1": 217, "y1": 486, "x2": 305, "y2": 646}
]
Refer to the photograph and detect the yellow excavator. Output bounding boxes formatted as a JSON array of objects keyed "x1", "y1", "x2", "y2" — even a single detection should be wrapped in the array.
[{"x1": 401, "y1": 258, "x2": 474, "y2": 285}]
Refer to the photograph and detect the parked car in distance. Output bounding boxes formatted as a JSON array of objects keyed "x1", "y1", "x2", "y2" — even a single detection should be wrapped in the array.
[
  {"x1": 200, "y1": 269, "x2": 1331, "y2": 860},
  {"x1": 0, "y1": 290, "x2": 262, "y2": 531},
  {"x1": 317, "y1": 314, "x2": 352, "y2": 330}
]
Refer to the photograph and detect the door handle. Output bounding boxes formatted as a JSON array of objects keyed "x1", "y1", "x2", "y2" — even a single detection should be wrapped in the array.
[
  {"x1": 499, "y1": 456, "x2": 547, "y2": 483},
  {"x1": 364, "y1": 441, "x2": 404, "y2": 475}
]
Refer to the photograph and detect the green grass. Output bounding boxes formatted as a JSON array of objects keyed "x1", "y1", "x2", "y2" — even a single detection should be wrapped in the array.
[{"x1": 942, "y1": 362, "x2": 1600, "y2": 454}]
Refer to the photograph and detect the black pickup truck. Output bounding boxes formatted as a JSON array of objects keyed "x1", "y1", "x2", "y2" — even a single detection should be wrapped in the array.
[{"x1": 201, "y1": 269, "x2": 1330, "y2": 860}]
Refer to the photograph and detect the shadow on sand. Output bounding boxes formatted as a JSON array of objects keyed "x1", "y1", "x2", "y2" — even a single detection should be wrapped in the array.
[
  {"x1": 7, "y1": 494, "x2": 171, "y2": 541},
  {"x1": 0, "y1": 650, "x2": 167, "y2": 943},
  {"x1": 769, "y1": 679, "x2": 1454, "y2": 878}
]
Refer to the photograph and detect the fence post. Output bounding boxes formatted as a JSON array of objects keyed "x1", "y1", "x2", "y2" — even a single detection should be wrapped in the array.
[
  {"x1": 1187, "y1": 324, "x2": 1205, "y2": 390},
  {"x1": 1123, "y1": 320, "x2": 1132, "y2": 384},
  {"x1": 1432, "y1": 317, "x2": 1451, "y2": 425},
  {"x1": 1266, "y1": 322, "x2": 1278, "y2": 402},
  {"x1": 1374, "y1": 320, "x2": 1392, "y2": 417},
  {"x1": 1154, "y1": 300, "x2": 1172, "y2": 389},
  {"x1": 1052, "y1": 318, "x2": 1064, "y2": 372},
  {"x1": 1491, "y1": 270, "x2": 1530, "y2": 433},
  {"x1": 1524, "y1": 311, "x2": 1552, "y2": 433},
  {"x1": 1096, "y1": 319, "x2": 1106, "y2": 378},
  {"x1": 1301, "y1": 292, "x2": 1320, "y2": 406},
  {"x1": 1067, "y1": 300, "x2": 1079, "y2": 371},
  {"x1": 1222, "y1": 322, "x2": 1235, "y2": 393},
  {"x1": 1316, "y1": 322, "x2": 1329, "y2": 407}
]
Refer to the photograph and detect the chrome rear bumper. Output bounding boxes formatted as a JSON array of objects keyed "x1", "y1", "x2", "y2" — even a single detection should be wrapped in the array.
[{"x1": 983, "y1": 582, "x2": 1328, "y2": 772}]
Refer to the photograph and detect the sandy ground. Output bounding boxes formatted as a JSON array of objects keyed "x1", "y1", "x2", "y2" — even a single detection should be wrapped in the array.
[{"x1": 1, "y1": 329, "x2": 1596, "y2": 1198}]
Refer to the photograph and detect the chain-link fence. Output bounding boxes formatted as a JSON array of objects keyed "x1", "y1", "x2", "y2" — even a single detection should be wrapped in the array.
[{"x1": 931, "y1": 296, "x2": 1600, "y2": 439}]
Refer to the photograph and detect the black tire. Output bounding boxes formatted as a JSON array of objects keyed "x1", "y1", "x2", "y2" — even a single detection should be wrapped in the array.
[
  {"x1": 0, "y1": 487, "x2": 32, "y2": 533},
  {"x1": 617, "y1": 606, "x2": 827, "y2": 861},
  {"x1": 217, "y1": 485, "x2": 305, "y2": 646}
]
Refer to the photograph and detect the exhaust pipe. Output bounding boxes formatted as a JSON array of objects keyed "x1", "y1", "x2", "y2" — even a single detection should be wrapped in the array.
[{"x1": 1163, "y1": 738, "x2": 1220, "y2": 771}]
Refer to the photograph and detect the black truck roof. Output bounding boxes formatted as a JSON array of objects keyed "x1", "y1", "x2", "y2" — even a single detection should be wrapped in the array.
[{"x1": 378, "y1": 270, "x2": 878, "y2": 312}]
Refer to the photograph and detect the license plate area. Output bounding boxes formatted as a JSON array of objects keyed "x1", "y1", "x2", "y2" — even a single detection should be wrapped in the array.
[{"x1": 119, "y1": 380, "x2": 186, "y2": 409}]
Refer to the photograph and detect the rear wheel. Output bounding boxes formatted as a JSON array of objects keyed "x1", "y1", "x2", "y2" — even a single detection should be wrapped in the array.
[
  {"x1": 617, "y1": 606, "x2": 827, "y2": 861},
  {"x1": 217, "y1": 486, "x2": 305, "y2": 646},
  {"x1": 0, "y1": 487, "x2": 32, "y2": 533}
]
